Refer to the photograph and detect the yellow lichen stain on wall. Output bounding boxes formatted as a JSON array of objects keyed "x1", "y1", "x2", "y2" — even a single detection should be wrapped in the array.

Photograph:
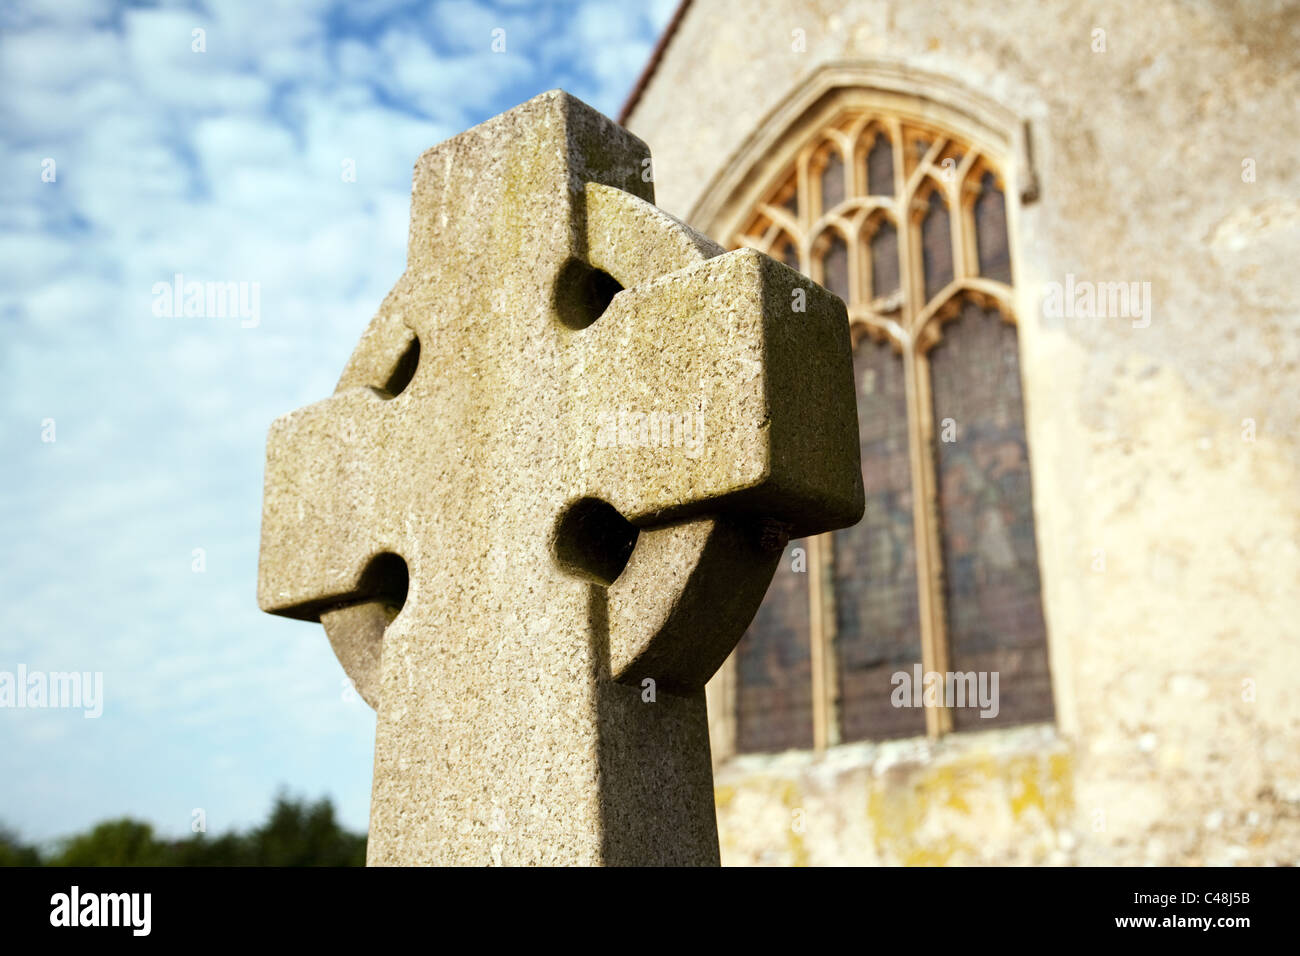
[
  {"x1": 776, "y1": 779, "x2": 810, "y2": 867},
  {"x1": 714, "y1": 773, "x2": 814, "y2": 866},
  {"x1": 867, "y1": 748, "x2": 1074, "y2": 865}
]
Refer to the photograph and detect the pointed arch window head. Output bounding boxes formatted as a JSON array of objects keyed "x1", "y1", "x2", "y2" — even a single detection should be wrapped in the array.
[
  {"x1": 768, "y1": 176, "x2": 799, "y2": 221},
  {"x1": 866, "y1": 131, "x2": 894, "y2": 196},
  {"x1": 820, "y1": 149, "x2": 846, "y2": 213},
  {"x1": 724, "y1": 96, "x2": 1048, "y2": 754},
  {"x1": 920, "y1": 188, "x2": 954, "y2": 304},
  {"x1": 817, "y1": 230, "x2": 849, "y2": 303},
  {"x1": 974, "y1": 171, "x2": 1012, "y2": 284},
  {"x1": 867, "y1": 218, "x2": 900, "y2": 302},
  {"x1": 906, "y1": 132, "x2": 933, "y2": 177},
  {"x1": 737, "y1": 112, "x2": 1017, "y2": 327},
  {"x1": 774, "y1": 233, "x2": 800, "y2": 271}
]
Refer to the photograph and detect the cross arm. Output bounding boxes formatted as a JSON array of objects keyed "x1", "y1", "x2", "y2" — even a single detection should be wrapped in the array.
[
  {"x1": 256, "y1": 388, "x2": 408, "y2": 621},
  {"x1": 574, "y1": 247, "x2": 865, "y2": 539}
]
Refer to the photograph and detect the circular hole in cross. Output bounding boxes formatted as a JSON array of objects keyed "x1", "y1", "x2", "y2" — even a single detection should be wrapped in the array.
[
  {"x1": 552, "y1": 498, "x2": 639, "y2": 586},
  {"x1": 554, "y1": 258, "x2": 624, "y2": 330},
  {"x1": 380, "y1": 334, "x2": 420, "y2": 398},
  {"x1": 354, "y1": 551, "x2": 410, "y2": 614}
]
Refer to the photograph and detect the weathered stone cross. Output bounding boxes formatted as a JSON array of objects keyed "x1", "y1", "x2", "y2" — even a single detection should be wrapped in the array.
[{"x1": 258, "y1": 91, "x2": 863, "y2": 865}]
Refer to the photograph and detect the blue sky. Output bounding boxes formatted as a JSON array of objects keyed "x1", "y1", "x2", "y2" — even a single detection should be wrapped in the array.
[{"x1": 0, "y1": 0, "x2": 675, "y2": 844}]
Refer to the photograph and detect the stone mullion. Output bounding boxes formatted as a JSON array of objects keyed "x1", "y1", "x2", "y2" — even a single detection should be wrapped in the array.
[
  {"x1": 811, "y1": 203, "x2": 861, "y2": 750},
  {"x1": 899, "y1": 140, "x2": 954, "y2": 738},
  {"x1": 794, "y1": 144, "x2": 814, "y2": 272},
  {"x1": 948, "y1": 164, "x2": 968, "y2": 284},
  {"x1": 705, "y1": 651, "x2": 737, "y2": 768},
  {"x1": 790, "y1": 149, "x2": 834, "y2": 753},
  {"x1": 910, "y1": 347, "x2": 954, "y2": 736},
  {"x1": 820, "y1": 531, "x2": 842, "y2": 749},
  {"x1": 807, "y1": 532, "x2": 834, "y2": 752},
  {"x1": 958, "y1": 153, "x2": 985, "y2": 283}
]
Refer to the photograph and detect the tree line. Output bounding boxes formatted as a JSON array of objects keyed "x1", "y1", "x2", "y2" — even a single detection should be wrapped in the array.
[{"x1": 0, "y1": 793, "x2": 365, "y2": 866}]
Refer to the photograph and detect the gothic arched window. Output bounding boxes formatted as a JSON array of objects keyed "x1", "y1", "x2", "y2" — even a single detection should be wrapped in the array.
[{"x1": 720, "y1": 103, "x2": 1052, "y2": 751}]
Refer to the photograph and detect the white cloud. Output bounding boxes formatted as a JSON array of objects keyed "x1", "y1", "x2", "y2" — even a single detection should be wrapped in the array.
[
  {"x1": 1, "y1": 0, "x2": 116, "y2": 29},
  {"x1": 0, "y1": 26, "x2": 122, "y2": 90},
  {"x1": 0, "y1": 0, "x2": 675, "y2": 843}
]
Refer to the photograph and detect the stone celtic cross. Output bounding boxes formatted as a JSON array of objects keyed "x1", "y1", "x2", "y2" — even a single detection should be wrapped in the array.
[{"x1": 258, "y1": 91, "x2": 863, "y2": 865}]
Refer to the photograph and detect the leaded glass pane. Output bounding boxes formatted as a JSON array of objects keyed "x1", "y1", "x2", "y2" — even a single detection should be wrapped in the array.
[
  {"x1": 834, "y1": 338, "x2": 924, "y2": 741},
  {"x1": 821, "y1": 151, "x2": 845, "y2": 212},
  {"x1": 867, "y1": 133, "x2": 893, "y2": 196},
  {"x1": 735, "y1": 540, "x2": 814, "y2": 752},
  {"x1": 929, "y1": 304, "x2": 1053, "y2": 730},
  {"x1": 870, "y1": 219, "x2": 900, "y2": 299},
  {"x1": 975, "y1": 172, "x2": 1012, "y2": 284},
  {"x1": 921, "y1": 190, "x2": 953, "y2": 303},
  {"x1": 821, "y1": 232, "x2": 849, "y2": 302}
]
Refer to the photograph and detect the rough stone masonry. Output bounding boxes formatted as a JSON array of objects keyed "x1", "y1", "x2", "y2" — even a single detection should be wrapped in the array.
[{"x1": 257, "y1": 90, "x2": 864, "y2": 865}]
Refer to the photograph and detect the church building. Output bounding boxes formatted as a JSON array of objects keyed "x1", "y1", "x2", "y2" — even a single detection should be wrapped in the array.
[{"x1": 620, "y1": 0, "x2": 1300, "y2": 865}]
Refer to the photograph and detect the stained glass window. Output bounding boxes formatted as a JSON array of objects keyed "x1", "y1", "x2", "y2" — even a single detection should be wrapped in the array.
[
  {"x1": 774, "y1": 233, "x2": 799, "y2": 270},
  {"x1": 821, "y1": 151, "x2": 845, "y2": 212},
  {"x1": 930, "y1": 304, "x2": 1052, "y2": 730},
  {"x1": 734, "y1": 540, "x2": 814, "y2": 753},
  {"x1": 975, "y1": 172, "x2": 1012, "y2": 283},
  {"x1": 729, "y1": 107, "x2": 1046, "y2": 753},
  {"x1": 922, "y1": 190, "x2": 953, "y2": 302},
  {"x1": 821, "y1": 232, "x2": 849, "y2": 302},
  {"x1": 834, "y1": 337, "x2": 925, "y2": 741},
  {"x1": 869, "y1": 219, "x2": 900, "y2": 300},
  {"x1": 867, "y1": 132, "x2": 893, "y2": 196}
]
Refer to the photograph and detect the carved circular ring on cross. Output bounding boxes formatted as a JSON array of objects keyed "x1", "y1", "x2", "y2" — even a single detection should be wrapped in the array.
[{"x1": 313, "y1": 180, "x2": 861, "y2": 708}]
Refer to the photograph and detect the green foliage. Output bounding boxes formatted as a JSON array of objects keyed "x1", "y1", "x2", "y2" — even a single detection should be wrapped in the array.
[
  {"x1": 52, "y1": 819, "x2": 168, "y2": 866},
  {"x1": 0, "y1": 826, "x2": 41, "y2": 867},
  {"x1": 247, "y1": 792, "x2": 366, "y2": 867},
  {"x1": 0, "y1": 792, "x2": 365, "y2": 867}
]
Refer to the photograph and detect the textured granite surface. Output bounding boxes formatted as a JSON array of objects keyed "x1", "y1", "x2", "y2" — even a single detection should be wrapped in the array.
[{"x1": 258, "y1": 90, "x2": 863, "y2": 865}]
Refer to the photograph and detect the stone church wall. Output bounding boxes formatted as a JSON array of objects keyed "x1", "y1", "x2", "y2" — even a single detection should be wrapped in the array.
[{"x1": 626, "y1": 0, "x2": 1300, "y2": 865}]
